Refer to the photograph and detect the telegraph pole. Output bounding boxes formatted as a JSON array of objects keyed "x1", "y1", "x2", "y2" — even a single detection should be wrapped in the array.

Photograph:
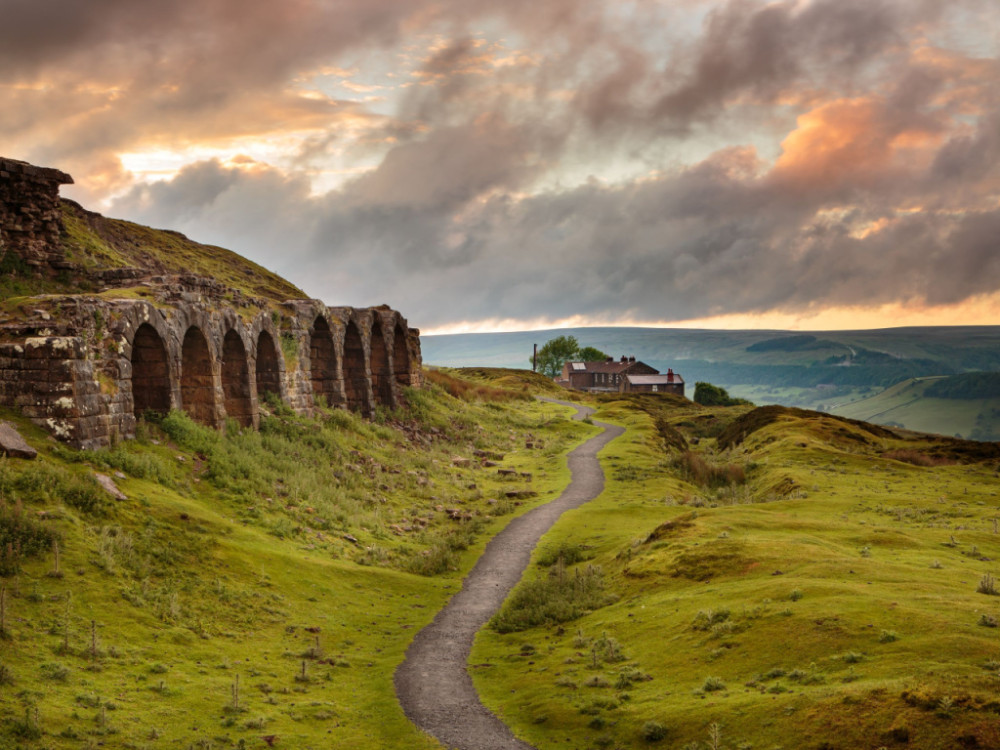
[{"x1": 532, "y1": 344, "x2": 537, "y2": 373}]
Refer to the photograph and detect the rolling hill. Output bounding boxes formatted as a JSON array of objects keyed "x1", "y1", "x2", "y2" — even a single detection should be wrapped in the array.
[{"x1": 422, "y1": 327, "x2": 1000, "y2": 438}]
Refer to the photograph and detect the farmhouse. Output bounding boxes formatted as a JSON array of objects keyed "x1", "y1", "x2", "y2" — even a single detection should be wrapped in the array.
[
  {"x1": 620, "y1": 369, "x2": 685, "y2": 397},
  {"x1": 556, "y1": 355, "x2": 658, "y2": 393}
]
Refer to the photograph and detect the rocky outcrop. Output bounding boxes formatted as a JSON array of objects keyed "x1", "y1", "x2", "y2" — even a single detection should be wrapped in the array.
[
  {"x1": 0, "y1": 157, "x2": 73, "y2": 272},
  {"x1": 0, "y1": 158, "x2": 423, "y2": 449}
]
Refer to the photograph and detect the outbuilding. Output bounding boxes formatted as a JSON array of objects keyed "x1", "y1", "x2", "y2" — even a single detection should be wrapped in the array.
[{"x1": 619, "y1": 369, "x2": 684, "y2": 397}]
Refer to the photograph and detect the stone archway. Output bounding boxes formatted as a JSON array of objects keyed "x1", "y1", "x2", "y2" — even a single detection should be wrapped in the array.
[
  {"x1": 343, "y1": 320, "x2": 367, "y2": 412},
  {"x1": 181, "y1": 326, "x2": 216, "y2": 426},
  {"x1": 130, "y1": 323, "x2": 171, "y2": 418},
  {"x1": 309, "y1": 315, "x2": 339, "y2": 408},
  {"x1": 256, "y1": 330, "x2": 282, "y2": 403},
  {"x1": 393, "y1": 323, "x2": 411, "y2": 390},
  {"x1": 370, "y1": 317, "x2": 393, "y2": 408},
  {"x1": 221, "y1": 329, "x2": 253, "y2": 427}
]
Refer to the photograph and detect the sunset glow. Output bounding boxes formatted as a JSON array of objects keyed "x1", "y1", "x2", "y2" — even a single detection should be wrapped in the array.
[{"x1": 2, "y1": 0, "x2": 997, "y2": 332}]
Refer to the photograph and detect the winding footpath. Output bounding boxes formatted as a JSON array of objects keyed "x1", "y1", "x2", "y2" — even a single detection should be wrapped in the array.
[{"x1": 395, "y1": 399, "x2": 624, "y2": 750}]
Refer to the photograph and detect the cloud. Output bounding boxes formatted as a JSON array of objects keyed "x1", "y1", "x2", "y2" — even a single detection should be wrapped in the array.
[{"x1": 7, "y1": 0, "x2": 1000, "y2": 330}]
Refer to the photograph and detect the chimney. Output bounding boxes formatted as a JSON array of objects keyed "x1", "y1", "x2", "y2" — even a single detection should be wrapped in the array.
[
  {"x1": 629, "y1": 355, "x2": 635, "y2": 363},
  {"x1": 667, "y1": 368, "x2": 674, "y2": 382},
  {"x1": 606, "y1": 356, "x2": 613, "y2": 363},
  {"x1": 620, "y1": 355, "x2": 627, "y2": 363}
]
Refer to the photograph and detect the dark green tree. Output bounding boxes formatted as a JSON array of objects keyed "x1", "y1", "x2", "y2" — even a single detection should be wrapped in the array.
[
  {"x1": 533, "y1": 335, "x2": 580, "y2": 378},
  {"x1": 577, "y1": 346, "x2": 610, "y2": 362},
  {"x1": 694, "y1": 382, "x2": 751, "y2": 407}
]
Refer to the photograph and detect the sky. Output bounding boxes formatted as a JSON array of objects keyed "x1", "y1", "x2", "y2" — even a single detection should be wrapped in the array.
[{"x1": 3, "y1": 0, "x2": 999, "y2": 334}]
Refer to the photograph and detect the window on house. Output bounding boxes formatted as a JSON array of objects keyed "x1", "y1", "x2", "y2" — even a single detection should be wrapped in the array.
[{"x1": 652, "y1": 385, "x2": 658, "y2": 392}]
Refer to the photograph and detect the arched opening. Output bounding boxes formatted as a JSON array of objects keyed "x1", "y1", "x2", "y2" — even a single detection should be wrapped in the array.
[
  {"x1": 370, "y1": 318, "x2": 393, "y2": 408},
  {"x1": 130, "y1": 323, "x2": 171, "y2": 419},
  {"x1": 343, "y1": 320, "x2": 367, "y2": 412},
  {"x1": 393, "y1": 323, "x2": 411, "y2": 389},
  {"x1": 256, "y1": 330, "x2": 282, "y2": 404},
  {"x1": 181, "y1": 326, "x2": 216, "y2": 426},
  {"x1": 221, "y1": 329, "x2": 253, "y2": 427},
  {"x1": 309, "y1": 315, "x2": 339, "y2": 408}
]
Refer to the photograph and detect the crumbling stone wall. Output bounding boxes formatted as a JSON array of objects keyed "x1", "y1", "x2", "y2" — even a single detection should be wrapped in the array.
[
  {"x1": 0, "y1": 158, "x2": 423, "y2": 449},
  {"x1": 0, "y1": 158, "x2": 73, "y2": 272}
]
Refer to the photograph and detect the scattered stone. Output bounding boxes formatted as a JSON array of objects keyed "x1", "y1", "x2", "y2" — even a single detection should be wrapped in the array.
[
  {"x1": 113, "y1": 471, "x2": 126, "y2": 480},
  {"x1": 343, "y1": 534, "x2": 359, "y2": 544},
  {"x1": 482, "y1": 460, "x2": 499, "y2": 468},
  {"x1": 451, "y1": 456, "x2": 471, "y2": 468},
  {"x1": 94, "y1": 472, "x2": 127, "y2": 501},
  {"x1": 497, "y1": 468, "x2": 517, "y2": 477},
  {"x1": 519, "y1": 472, "x2": 533, "y2": 481},
  {"x1": 505, "y1": 490, "x2": 538, "y2": 499},
  {"x1": 0, "y1": 421, "x2": 37, "y2": 459}
]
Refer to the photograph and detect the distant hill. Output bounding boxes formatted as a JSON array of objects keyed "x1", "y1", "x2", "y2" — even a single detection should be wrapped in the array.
[{"x1": 422, "y1": 326, "x2": 1000, "y2": 438}]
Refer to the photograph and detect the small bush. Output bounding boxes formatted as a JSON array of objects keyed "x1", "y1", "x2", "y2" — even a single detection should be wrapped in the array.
[
  {"x1": 979, "y1": 613, "x2": 998, "y2": 628},
  {"x1": 39, "y1": 662, "x2": 70, "y2": 681},
  {"x1": 977, "y1": 573, "x2": 997, "y2": 596},
  {"x1": 0, "y1": 497, "x2": 60, "y2": 574},
  {"x1": 842, "y1": 652, "x2": 865, "y2": 664},
  {"x1": 537, "y1": 542, "x2": 592, "y2": 567},
  {"x1": 673, "y1": 451, "x2": 746, "y2": 489},
  {"x1": 490, "y1": 563, "x2": 616, "y2": 633},
  {"x1": 691, "y1": 609, "x2": 730, "y2": 631},
  {"x1": 789, "y1": 589, "x2": 803, "y2": 601},
  {"x1": 641, "y1": 721, "x2": 669, "y2": 742},
  {"x1": 702, "y1": 676, "x2": 726, "y2": 692},
  {"x1": 879, "y1": 630, "x2": 899, "y2": 643}
]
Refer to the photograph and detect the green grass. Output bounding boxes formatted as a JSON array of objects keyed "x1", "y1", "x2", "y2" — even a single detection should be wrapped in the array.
[
  {"x1": 471, "y1": 395, "x2": 1000, "y2": 750},
  {"x1": 0, "y1": 370, "x2": 593, "y2": 748},
  {"x1": 832, "y1": 377, "x2": 1000, "y2": 439}
]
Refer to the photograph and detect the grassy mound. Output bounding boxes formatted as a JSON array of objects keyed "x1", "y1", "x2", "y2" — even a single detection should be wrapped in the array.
[{"x1": 472, "y1": 396, "x2": 1000, "y2": 750}]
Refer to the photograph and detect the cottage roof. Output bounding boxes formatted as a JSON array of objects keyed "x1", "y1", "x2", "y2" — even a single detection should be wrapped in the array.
[
  {"x1": 625, "y1": 374, "x2": 685, "y2": 385},
  {"x1": 568, "y1": 359, "x2": 656, "y2": 374}
]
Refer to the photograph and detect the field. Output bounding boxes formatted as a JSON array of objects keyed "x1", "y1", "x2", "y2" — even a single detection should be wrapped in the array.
[{"x1": 4, "y1": 368, "x2": 1000, "y2": 749}]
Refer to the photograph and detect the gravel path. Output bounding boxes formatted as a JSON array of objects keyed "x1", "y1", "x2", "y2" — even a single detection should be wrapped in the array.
[{"x1": 394, "y1": 399, "x2": 624, "y2": 750}]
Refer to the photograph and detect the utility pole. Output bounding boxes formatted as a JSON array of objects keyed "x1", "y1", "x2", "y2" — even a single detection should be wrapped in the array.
[{"x1": 532, "y1": 344, "x2": 537, "y2": 373}]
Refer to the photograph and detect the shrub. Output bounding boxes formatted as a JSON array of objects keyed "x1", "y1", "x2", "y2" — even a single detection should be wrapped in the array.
[
  {"x1": 0, "y1": 497, "x2": 59, "y2": 575},
  {"x1": 490, "y1": 563, "x2": 616, "y2": 633},
  {"x1": 977, "y1": 573, "x2": 998, "y2": 596},
  {"x1": 673, "y1": 451, "x2": 746, "y2": 489},
  {"x1": 879, "y1": 630, "x2": 899, "y2": 643},
  {"x1": 641, "y1": 721, "x2": 669, "y2": 742},
  {"x1": 702, "y1": 676, "x2": 726, "y2": 692}
]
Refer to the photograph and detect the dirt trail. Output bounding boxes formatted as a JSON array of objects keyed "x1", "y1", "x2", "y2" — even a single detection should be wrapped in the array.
[{"x1": 395, "y1": 399, "x2": 624, "y2": 750}]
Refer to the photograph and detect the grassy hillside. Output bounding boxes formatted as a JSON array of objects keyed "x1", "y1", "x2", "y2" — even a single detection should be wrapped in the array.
[
  {"x1": 5, "y1": 367, "x2": 1000, "y2": 749},
  {"x1": 0, "y1": 200, "x2": 306, "y2": 306},
  {"x1": 832, "y1": 378, "x2": 1000, "y2": 441},
  {"x1": 0, "y1": 370, "x2": 595, "y2": 748},
  {"x1": 472, "y1": 391, "x2": 1000, "y2": 750}
]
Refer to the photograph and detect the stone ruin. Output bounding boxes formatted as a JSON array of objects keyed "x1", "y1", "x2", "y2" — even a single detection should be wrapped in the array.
[{"x1": 0, "y1": 157, "x2": 422, "y2": 449}]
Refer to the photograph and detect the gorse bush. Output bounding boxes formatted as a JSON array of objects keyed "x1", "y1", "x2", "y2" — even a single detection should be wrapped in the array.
[{"x1": 491, "y1": 562, "x2": 616, "y2": 633}]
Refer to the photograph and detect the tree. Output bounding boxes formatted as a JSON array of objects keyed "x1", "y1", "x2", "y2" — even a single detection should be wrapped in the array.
[
  {"x1": 693, "y1": 382, "x2": 752, "y2": 407},
  {"x1": 532, "y1": 335, "x2": 580, "y2": 378},
  {"x1": 577, "y1": 346, "x2": 610, "y2": 362}
]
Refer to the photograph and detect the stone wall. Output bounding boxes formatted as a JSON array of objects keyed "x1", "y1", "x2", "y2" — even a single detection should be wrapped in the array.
[
  {"x1": 0, "y1": 158, "x2": 423, "y2": 449},
  {"x1": 0, "y1": 158, "x2": 73, "y2": 272}
]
